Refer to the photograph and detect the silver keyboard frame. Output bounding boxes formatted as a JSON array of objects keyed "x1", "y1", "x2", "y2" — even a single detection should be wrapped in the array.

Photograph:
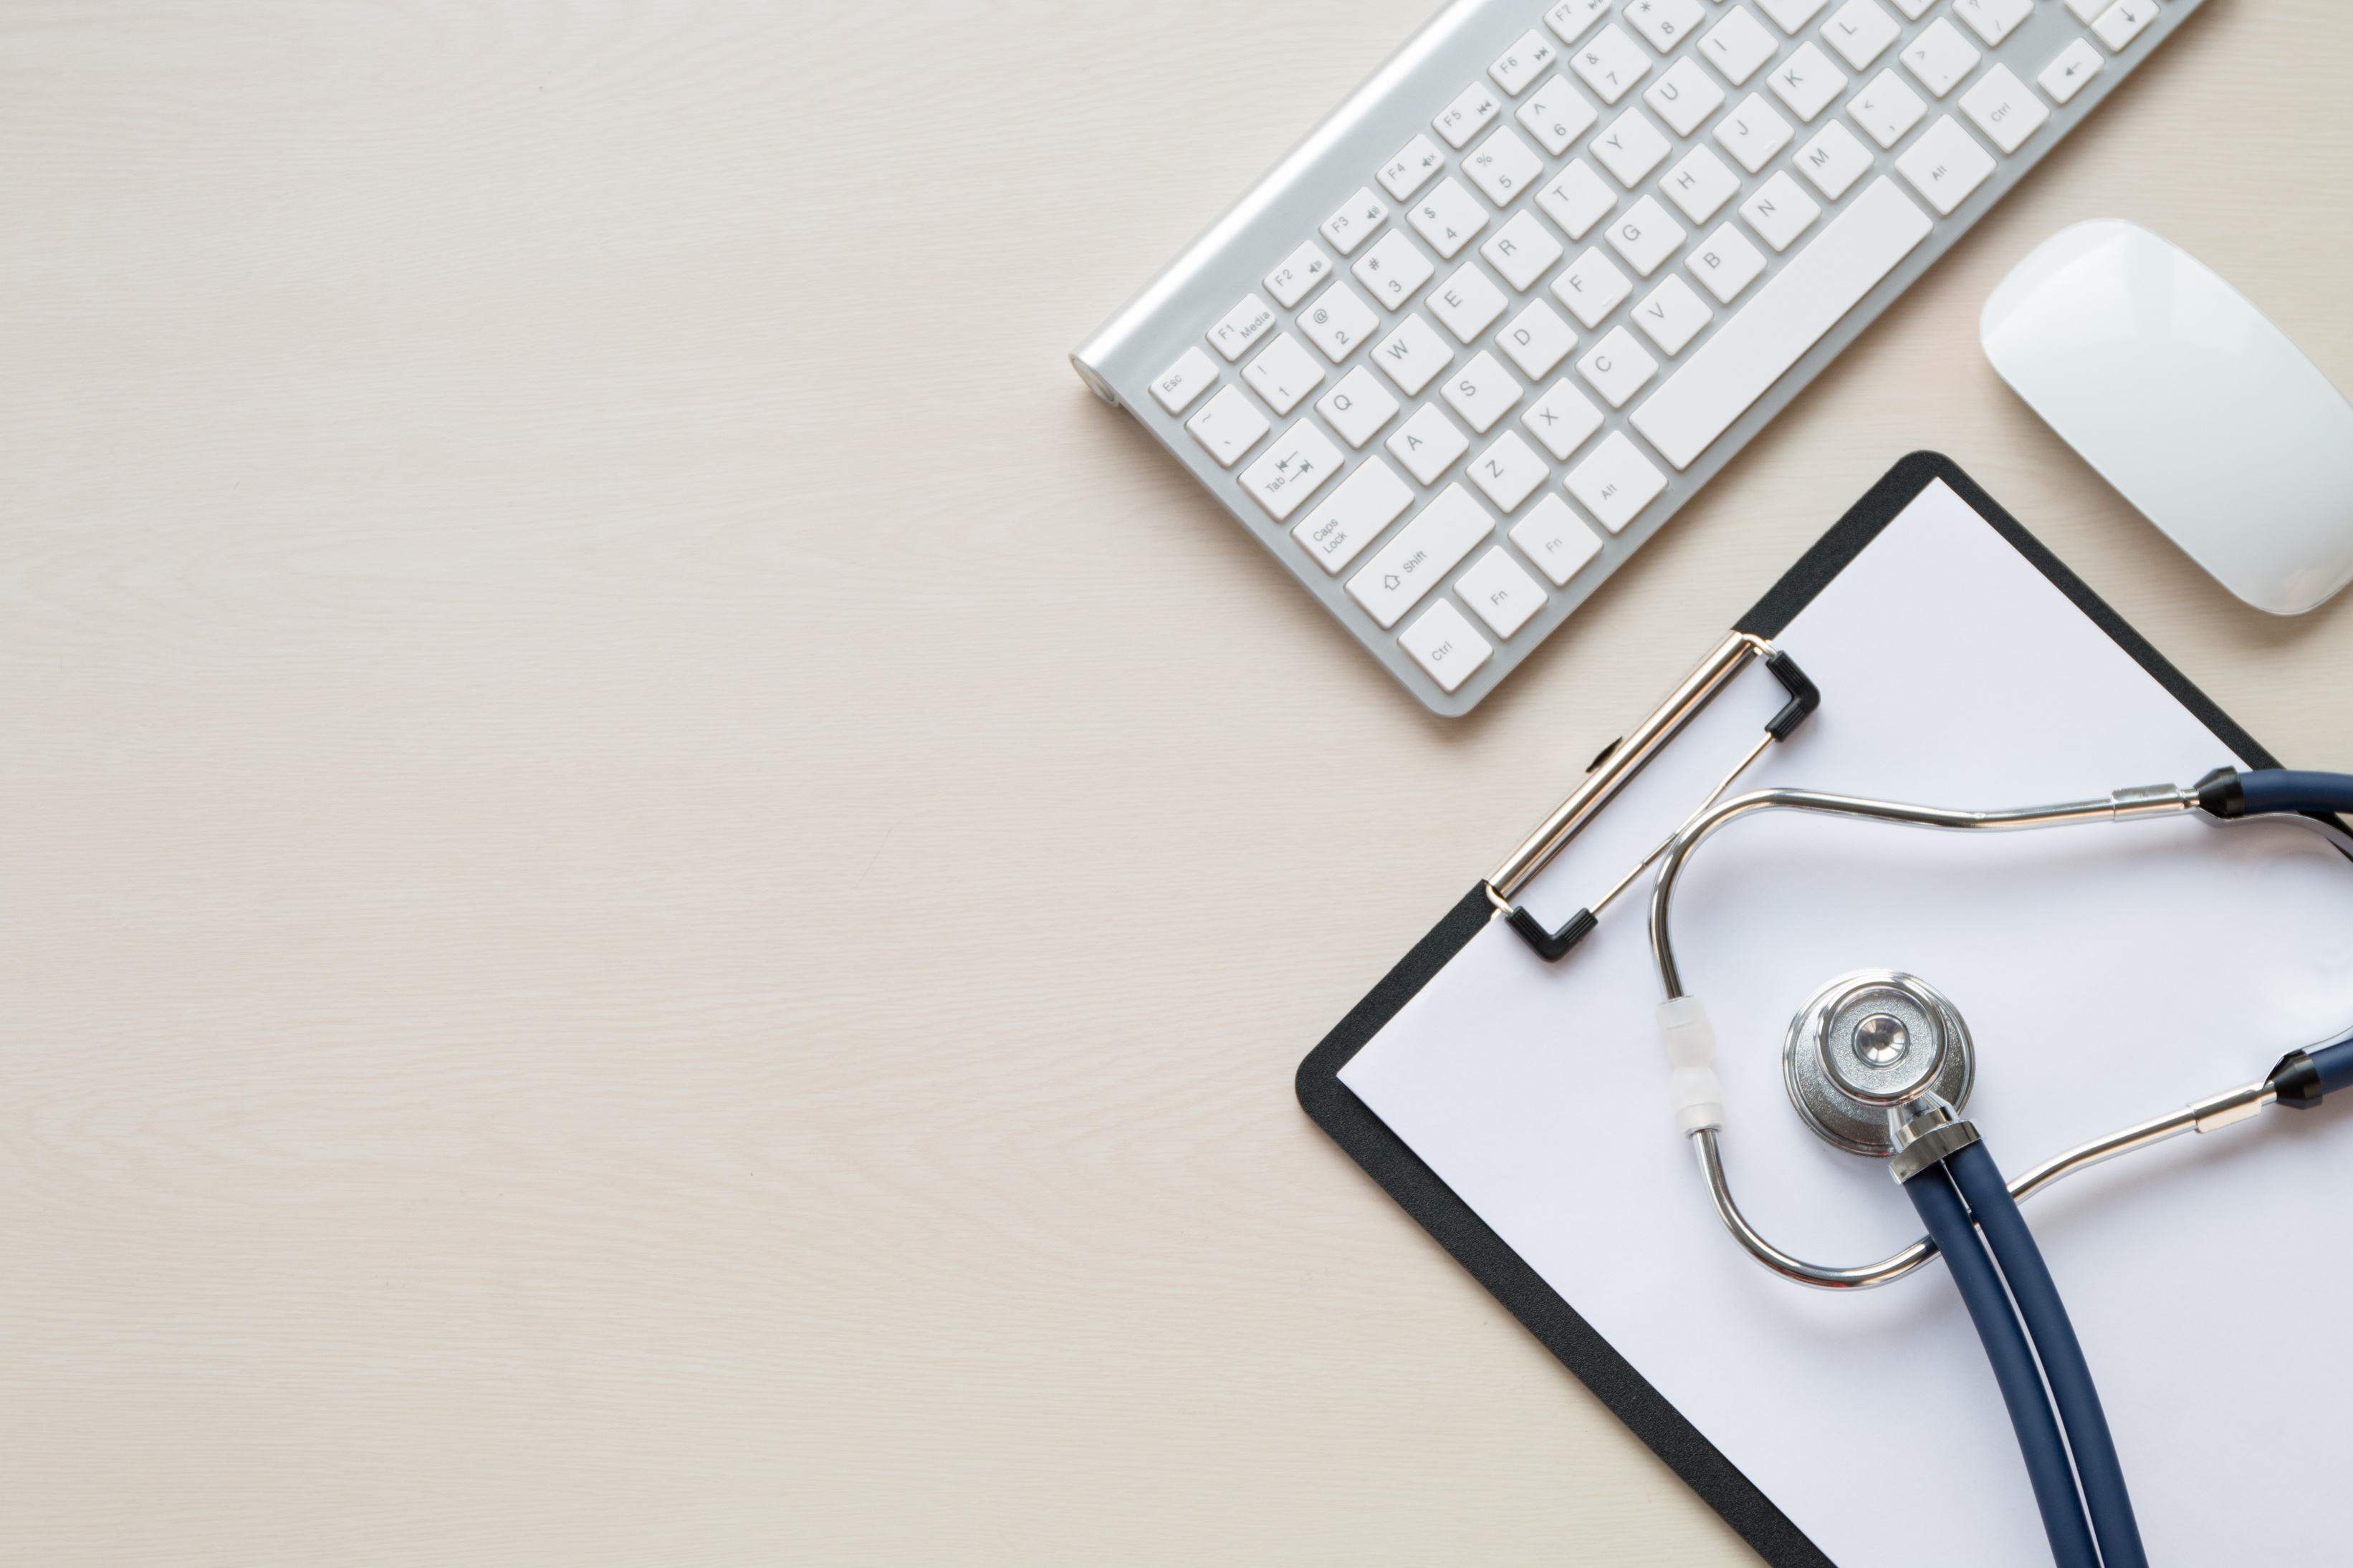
[{"x1": 1071, "y1": 0, "x2": 2203, "y2": 716}]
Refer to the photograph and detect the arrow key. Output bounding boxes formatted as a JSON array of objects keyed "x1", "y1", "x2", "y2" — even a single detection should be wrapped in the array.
[{"x1": 2036, "y1": 37, "x2": 2104, "y2": 105}]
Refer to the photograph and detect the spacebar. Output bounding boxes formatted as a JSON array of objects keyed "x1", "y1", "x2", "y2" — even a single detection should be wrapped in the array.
[{"x1": 1629, "y1": 177, "x2": 1933, "y2": 471}]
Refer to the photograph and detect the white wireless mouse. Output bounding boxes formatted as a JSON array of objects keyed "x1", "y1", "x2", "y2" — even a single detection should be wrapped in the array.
[{"x1": 1980, "y1": 220, "x2": 2353, "y2": 615}]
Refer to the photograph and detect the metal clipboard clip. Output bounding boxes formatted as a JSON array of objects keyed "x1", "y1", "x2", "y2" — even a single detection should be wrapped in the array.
[{"x1": 1482, "y1": 632, "x2": 1821, "y2": 961}]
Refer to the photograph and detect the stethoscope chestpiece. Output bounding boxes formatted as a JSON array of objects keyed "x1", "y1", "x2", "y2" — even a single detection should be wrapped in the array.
[{"x1": 1782, "y1": 971, "x2": 1975, "y2": 1157}]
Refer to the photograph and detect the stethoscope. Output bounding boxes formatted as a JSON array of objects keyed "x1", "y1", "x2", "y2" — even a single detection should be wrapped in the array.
[{"x1": 1644, "y1": 764, "x2": 2353, "y2": 1568}]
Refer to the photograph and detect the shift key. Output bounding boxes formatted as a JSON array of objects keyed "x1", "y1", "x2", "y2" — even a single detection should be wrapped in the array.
[{"x1": 1347, "y1": 484, "x2": 1495, "y2": 628}]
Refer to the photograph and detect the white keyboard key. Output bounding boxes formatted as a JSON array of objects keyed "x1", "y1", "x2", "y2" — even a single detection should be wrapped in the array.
[
  {"x1": 1686, "y1": 222, "x2": 1768, "y2": 303},
  {"x1": 1511, "y1": 492, "x2": 1605, "y2": 583},
  {"x1": 1481, "y1": 210, "x2": 1566, "y2": 292},
  {"x1": 1958, "y1": 63, "x2": 2048, "y2": 154},
  {"x1": 1497, "y1": 299, "x2": 1579, "y2": 379},
  {"x1": 1348, "y1": 483, "x2": 1493, "y2": 627},
  {"x1": 1902, "y1": 18, "x2": 1981, "y2": 99},
  {"x1": 1440, "y1": 348, "x2": 1524, "y2": 433},
  {"x1": 1467, "y1": 431, "x2": 1549, "y2": 513},
  {"x1": 2091, "y1": 1, "x2": 2157, "y2": 53},
  {"x1": 1890, "y1": 0, "x2": 1936, "y2": 17},
  {"x1": 1755, "y1": 0, "x2": 1828, "y2": 33},
  {"x1": 1455, "y1": 545, "x2": 1548, "y2": 637},
  {"x1": 1296, "y1": 282, "x2": 1381, "y2": 362},
  {"x1": 1407, "y1": 178, "x2": 1490, "y2": 259},
  {"x1": 1820, "y1": 0, "x2": 1899, "y2": 72},
  {"x1": 1847, "y1": 68, "x2": 1927, "y2": 148},
  {"x1": 1379, "y1": 136, "x2": 1447, "y2": 202},
  {"x1": 1429, "y1": 263, "x2": 1511, "y2": 344},
  {"x1": 1568, "y1": 24, "x2": 1652, "y2": 105},
  {"x1": 1465, "y1": 127, "x2": 1545, "y2": 206},
  {"x1": 1767, "y1": 40, "x2": 1848, "y2": 122},
  {"x1": 1352, "y1": 229, "x2": 1436, "y2": 310},
  {"x1": 1603, "y1": 193, "x2": 1687, "y2": 276},
  {"x1": 1518, "y1": 75, "x2": 1601, "y2": 155},
  {"x1": 1185, "y1": 384, "x2": 1270, "y2": 468},
  {"x1": 1794, "y1": 118, "x2": 1874, "y2": 198},
  {"x1": 1624, "y1": 0, "x2": 1707, "y2": 55},
  {"x1": 1953, "y1": 0, "x2": 2033, "y2": 49},
  {"x1": 1150, "y1": 346, "x2": 1219, "y2": 414},
  {"x1": 1545, "y1": 0, "x2": 1613, "y2": 46},
  {"x1": 1263, "y1": 241, "x2": 1334, "y2": 309},
  {"x1": 2064, "y1": 0, "x2": 2109, "y2": 21},
  {"x1": 1208, "y1": 292, "x2": 1278, "y2": 361},
  {"x1": 1370, "y1": 312, "x2": 1456, "y2": 395},
  {"x1": 1385, "y1": 403, "x2": 1472, "y2": 484},
  {"x1": 1292, "y1": 455, "x2": 1413, "y2": 573},
  {"x1": 1536, "y1": 159, "x2": 1619, "y2": 241},
  {"x1": 1576, "y1": 323, "x2": 1660, "y2": 407},
  {"x1": 1490, "y1": 29, "x2": 1561, "y2": 96},
  {"x1": 1700, "y1": 6, "x2": 1781, "y2": 87},
  {"x1": 1565, "y1": 429, "x2": 1668, "y2": 532},
  {"x1": 1644, "y1": 57, "x2": 1728, "y2": 138},
  {"x1": 1398, "y1": 599, "x2": 1493, "y2": 691},
  {"x1": 1316, "y1": 365, "x2": 1401, "y2": 448},
  {"x1": 1240, "y1": 418, "x2": 1344, "y2": 521},
  {"x1": 1242, "y1": 333, "x2": 1328, "y2": 415},
  {"x1": 1632, "y1": 273, "x2": 1715, "y2": 355},
  {"x1": 1521, "y1": 377, "x2": 1607, "y2": 459},
  {"x1": 1551, "y1": 245, "x2": 1634, "y2": 327},
  {"x1": 1321, "y1": 188, "x2": 1389, "y2": 255},
  {"x1": 1894, "y1": 114, "x2": 1995, "y2": 214},
  {"x1": 1659, "y1": 145, "x2": 1741, "y2": 224},
  {"x1": 1590, "y1": 107, "x2": 1674, "y2": 188},
  {"x1": 1434, "y1": 82, "x2": 1503, "y2": 150},
  {"x1": 1714, "y1": 93, "x2": 1795, "y2": 173},
  {"x1": 1629, "y1": 175, "x2": 1930, "y2": 468},
  {"x1": 2038, "y1": 37, "x2": 2104, "y2": 105}
]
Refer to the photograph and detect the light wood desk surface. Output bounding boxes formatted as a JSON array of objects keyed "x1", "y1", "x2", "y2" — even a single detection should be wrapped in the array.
[{"x1": 6, "y1": 3, "x2": 2350, "y2": 1562}]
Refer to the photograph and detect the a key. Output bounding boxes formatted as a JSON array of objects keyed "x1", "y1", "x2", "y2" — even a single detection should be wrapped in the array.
[
  {"x1": 1551, "y1": 245, "x2": 1634, "y2": 328},
  {"x1": 1952, "y1": 0, "x2": 2033, "y2": 49},
  {"x1": 1150, "y1": 347, "x2": 1219, "y2": 414},
  {"x1": 1568, "y1": 24, "x2": 1653, "y2": 105},
  {"x1": 2064, "y1": 0, "x2": 2109, "y2": 21},
  {"x1": 1379, "y1": 136, "x2": 1447, "y2": 203},
  {"x1": 1497, "y1": 299, "x2": 1579, "y2": 379},
  {"x1": 1352, "y1": 229, "x2": 1437, "y2": 311},
  {"x1": 1685, "y1": 222, "x2": 1768, "y2": 304},
  {"x1": 1699, "y1": 6, "x2": 1781, "y2": 88},
  {"x1": 1398, "y1": 599, "x2": 1493, "y2": 692},
  {"x1": 1902, "y1": 18, "x2": 1982, "y2": 99},
  {"x1": 1263, "y1": 241, "x2": 1333, "y2": 310},
  {"x1": 2037, "y1": 38, "x2": 2103, "y2": 105},
  {"x1": 1242, "y1": 333, "x2": 1327, "y2": 415},
  {"x1": 1755, "y1": 0, "x2": 1829, "y2": 34},
  {"x1": 1320, "y1": 188, "x2": 1389, "y2": 256},
  {"x1": 1295, "y1": 282, "x2": 1381, "y2": 362},
  {"x1": 1659, "y1": 145, "x2": 1742, "y2": 225},
  {"x1": 1385, "y1": 403, "x2": 1472, "y2": 485},
  {"x1": 1535, "y1": 159, "x2": 1619, "y2": 241},
  {"x1": 1464, "y1": 128, "x2": 1545, "y2": 206},
  {"x1": 1590, "y1": 107, "x2": 1674, "y2": 188},
  {"x1": 1565, "y1": 429, "x2": 1669, "y2": 532},
  {"x1": 1480, "y1": 211, "x2": 1566, "y2": 292},
  {"x1": 1623, "y1": 0, "x2": 1707, "y2": 55},
  {"x1": 1714, "y1": 93, "x2": 1795, "y2": 173},
  {"x1": 1793, "y1": 120, "x2": 1874, "y2": 199},
  {"x1": 2091, "y1": 1, "x2": 2157, "y2": 52},
  {"x1": 1847, "y1": 69, "x2": 1927, "y2": 148},
  {"x1": 1454, "y1": 545, "x2": 1548, "y2": 638},
  {"x1": 1510, "y1": 492, "x2": 1604, "y2": 585},
  {"x1": 1767, "y1": 41, "x2": 1849, "y2": 122},
  {"x1": 1602, "y1": 194, "x2": 1687, "y2": 276},
  {"x1": 1629, "y1": 176, "x2": 1931, "y2": 468},
  {"x1": 1314, "y1": 365, "x2": 1401, "y2": 449},
  {"x1": 1440, "y1": 349, "x2": 1525, "y2": 433},
  {"x1": 1407, "y1": 178, "x2": 1490, "y2": 259},
  {"x1": 1490, "y1": 29, "x2": 1560, "y2": 97},
  {"x1": 1520, "y1": 377, "x2": 1606, "y2": 460},
  {"x1": 1369, "y1": 312, "x2": 1456, "y2": 396},
  {"x1": 1577, "y1": 324, "x2": 1661, "y2": 407},
  {"x1": 1208, "y1": 293, "x2": 1277, "y2": 362},
  {"x1": 1240, "y1": 419, "x2": 1345, "y2": 521},
  {"x1": 1632, "y1": 274, "x2": 1715, "y2": 355},
  {"x1": 1348, "y1": 483, "x2": 1494, "y2": 627},
  {"x1": 1894, "y1": 115, "x2": 1995, "y2": 214},
  {"x1": 1644, "y1": 57, "x2": 1727, "y2": 138},
  {"x1": 1889, "y1": 0, "x2": 1936, "y2": 17},
  {"x1": 1466, "y1": 431, "x2": 1548, "y2": 513},
  {"x1": 1429, "y1": 264, "x2": 1510, "y2": 343},
  {"x1": 1545, "y1": 0, "x2": 1613, "y2": 46},
  {"x1": 1517, "y1": 74, "x2": 1600, "y2": 155},
  {"x1": 1434, "y1": 82, "x2": 1503, "y2": 150},
  {"x1": 1741, "y1": 169, "x2": 1822, "y2": 251},
  {"x1": 1290, "y1": 456, "x2": 1413, "y2": 573},
  {"x1": 1821, "y1": 0, "x2": 1900, "y2": 72},
  {"x1": 1185, "y1": 385, "x2": 1271, "y2": 468},
  {"x1": 1958, "y1": 64, "x2": 2048, "y2": 154}
]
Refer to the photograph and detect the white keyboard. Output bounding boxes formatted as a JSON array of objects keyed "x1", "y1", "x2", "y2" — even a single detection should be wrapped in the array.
[{"x1": 1072, "y1": 0, "x2": 2195, "y2": 715}]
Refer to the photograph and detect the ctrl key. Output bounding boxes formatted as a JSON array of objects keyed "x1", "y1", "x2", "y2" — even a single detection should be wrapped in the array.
[{"x1": 1398, "y1": 600, "x2": 1494, "y2": 693}]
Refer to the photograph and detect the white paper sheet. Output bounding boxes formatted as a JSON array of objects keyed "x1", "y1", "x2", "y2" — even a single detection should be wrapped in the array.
[{"x1": 1340, "y1": 481, "x2": 2353, "y2": 1566}]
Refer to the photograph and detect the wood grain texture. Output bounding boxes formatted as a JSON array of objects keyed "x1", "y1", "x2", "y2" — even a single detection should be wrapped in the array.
[{"x1": 3, "y1": 1, "x2": 2348, "y2": 1562}]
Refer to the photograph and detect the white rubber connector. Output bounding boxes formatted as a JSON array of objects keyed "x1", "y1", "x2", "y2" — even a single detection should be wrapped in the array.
[{"x1": 1657, "y1": 995, "x2": 1724, "y2": 1135}]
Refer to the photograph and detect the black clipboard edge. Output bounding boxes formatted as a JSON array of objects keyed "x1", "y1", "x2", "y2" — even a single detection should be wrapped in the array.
[{"x1": 1295, "y1": 451, "x2": 2284, "y2": 1568}]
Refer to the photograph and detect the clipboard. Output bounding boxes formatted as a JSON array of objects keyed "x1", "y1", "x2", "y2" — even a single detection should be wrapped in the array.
[{"x1": 1294, "y1": 453, "x2": 2350, "y2": 1567}]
